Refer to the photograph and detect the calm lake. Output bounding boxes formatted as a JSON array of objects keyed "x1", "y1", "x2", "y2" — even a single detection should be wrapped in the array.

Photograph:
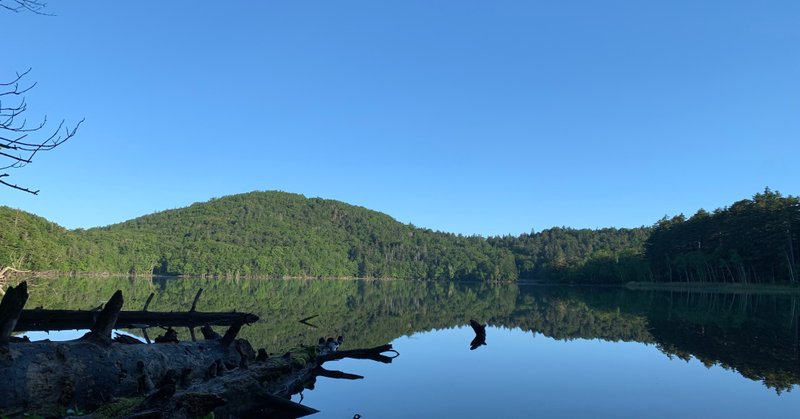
[{"x1": 16, "y1": 277, "x2": 800, "y2": 418}]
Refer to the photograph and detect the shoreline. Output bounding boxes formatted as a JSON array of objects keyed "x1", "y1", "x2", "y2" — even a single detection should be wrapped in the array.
[
  {"x1": 5, "y1": 271, "x2": 800, "y2": 295},
  {"x1": 625, "y1": 281, "x2": 800, "y2": 295}
]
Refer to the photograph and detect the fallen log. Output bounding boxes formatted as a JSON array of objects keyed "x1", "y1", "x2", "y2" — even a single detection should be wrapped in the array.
[
  {"x1": 318, "y1": 344, "x2": 398, "y2": 364},
  {"x1": 0, "y1": 283, "x2": 252, "y2": 417},
  {"x1": 15, "y1": 309, "x2": 259, "y2": 332},
  {"x1": 15, "y1": 284, "x2": 257, "y2": 334},
  {"x1": 0, "y1": 335, "x2": 397, "y2": 418},
  {"x1": 0, "y1": 327, "x2": 255, "y2": 417},
  {"x1": 0, "y1": 284, "x2": 399, "y2": 418},
  {"x1": 122, "y1": 347, "x2": 323, "y2": 418}
]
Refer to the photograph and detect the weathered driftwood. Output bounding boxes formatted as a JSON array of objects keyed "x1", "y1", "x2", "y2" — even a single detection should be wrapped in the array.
[
  {"x1": 0, "y1": 282, "x2": 28, "y2": 344},
  {"x1": 0, "y1": 338, "x2": 395, "y2": 418},
  {"x1": 123, "y1": 346, "x2": 323, "y2": 418},
  {"x1": 14, "y1": 285, "x2": 258, "y2": 334},
  {"x1": 16, "y1": 308, "x2": 259, "y2": 333},
  {"x1": 0, "y1": 334, "x2": 253, "y2": 416},
  {"x1": 84, "y1": 290, "x2": 124, "y2": 342},
  {"x1": 0, "y1": 283, "x2": 398, "y2": 418},
  {"x1": 318, "y1": 344, "x2": 397, "y2": 364},
  {"x1": 0, "y1": 283, "x2": 252, "y2": 417}
]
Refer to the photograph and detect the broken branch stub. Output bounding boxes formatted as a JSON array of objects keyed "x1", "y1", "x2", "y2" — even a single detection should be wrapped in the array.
[
  {"x1": 0, "y1": 281, "x2": 28, "y2": 344},
  {"x1": 82, "y1": 290, "x2": 124, "y2": 341}
]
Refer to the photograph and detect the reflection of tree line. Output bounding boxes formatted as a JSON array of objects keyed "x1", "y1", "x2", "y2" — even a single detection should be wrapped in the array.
[
  {"x1": 16, "y1": 277, "x2": 800, "y2": 391},
  {"x1": 636, "y1": 292, "x2": 800, "y2": 393},
  {"x1": 563, "y1": 287, "x2": 800, "y2": 392}
]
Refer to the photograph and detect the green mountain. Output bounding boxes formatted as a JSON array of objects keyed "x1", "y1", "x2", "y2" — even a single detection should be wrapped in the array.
[
  {"x1": 3, "y1": 191, "x2": 519, "y2": 280},
  {"x1": 1, "y1": 189, "x2": 798, "y2": 284},
  {"x1": 0, "y1": 207, "x2": 79, "y2": 271}
]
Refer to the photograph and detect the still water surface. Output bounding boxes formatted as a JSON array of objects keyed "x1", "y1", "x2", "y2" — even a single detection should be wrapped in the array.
[{"x1": 18, "y1": 277, "x2": 800, "y2": 418}]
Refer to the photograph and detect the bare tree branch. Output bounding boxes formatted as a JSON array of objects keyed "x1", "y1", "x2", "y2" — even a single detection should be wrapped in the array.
[
  {"x1": 0, "y1": 0, "x2": 51, "y2": 15},
  {"x1": 0, "y1": 173, "x2": 39, "y2": 194},
  {"x1": 1, "y1": 68, "x2": 83, "y2": 195},
  {"x1": 1, "y1": 2, "x2": 79, "y2": 194}
]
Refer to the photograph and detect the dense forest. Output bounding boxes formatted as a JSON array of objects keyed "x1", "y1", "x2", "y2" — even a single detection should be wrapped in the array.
[
  {"x1": 1, "y1": 189, "x2": 798, "y2": 284},
  {"x1": 644, "y1": 188, "x2": 800, "y2": 284},
  {"x1": 0, "y1": 192, "x2": 518, "y2": 281},
  {"x1": 489, "y1": 227, "x2": 651, "y2": 283}
]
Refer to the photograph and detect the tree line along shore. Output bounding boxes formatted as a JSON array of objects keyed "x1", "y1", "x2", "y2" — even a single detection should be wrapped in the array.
[{"x1": 1, "y1": 189, "x2": 797, "y2": 285}]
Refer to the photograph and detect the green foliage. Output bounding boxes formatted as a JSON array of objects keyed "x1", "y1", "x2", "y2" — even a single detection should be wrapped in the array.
[
  {"x1": 0, "y1": 207, "x2": 76, "y2": 271},
  {"x1": 2, "y1": 189, "x2": 797, "y2": 284},
  {"x1": 2, "y1": 192, "x2": 519, "y2": 281},
  {"x1": 645, "y1": 188, "x2": 800, "y2": 284},
  {"x1": 489, "y1": 227, "x2": 651, "y2": 283}
]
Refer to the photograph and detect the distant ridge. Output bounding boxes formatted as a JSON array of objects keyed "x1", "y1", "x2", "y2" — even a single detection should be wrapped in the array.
[
  {"x1": 1, "y1": 191, "x2": 520, "y2": 280},
  {"x1": 2, "y1": 189, "x2": 795, "y2": 285}
]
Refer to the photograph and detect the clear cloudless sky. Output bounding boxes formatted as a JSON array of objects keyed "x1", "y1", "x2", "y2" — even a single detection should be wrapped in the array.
[{"x1": 1, "y1": 0, "x2": 798, "y2": 236}]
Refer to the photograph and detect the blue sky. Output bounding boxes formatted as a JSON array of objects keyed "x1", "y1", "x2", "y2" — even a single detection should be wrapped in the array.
[{"x1": 2, "y1": 1, "x2": 798, "y2": 236}]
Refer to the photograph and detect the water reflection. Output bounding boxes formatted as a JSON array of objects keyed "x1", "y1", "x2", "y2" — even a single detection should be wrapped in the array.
[
  {"x1": 13, "y1": 276, "x2": 800, "y2": 393},
  {"x1": 468, "y1": 319, "x2": 487, "y2": 350}
]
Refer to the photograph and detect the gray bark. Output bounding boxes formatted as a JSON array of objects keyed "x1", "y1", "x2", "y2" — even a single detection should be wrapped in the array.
[
  {"x1": 0, "y1": 334, "x2": 249, "y2": 417},
  {"x1": 0, "y1": 284, "x2": 396, "y2": 418}
]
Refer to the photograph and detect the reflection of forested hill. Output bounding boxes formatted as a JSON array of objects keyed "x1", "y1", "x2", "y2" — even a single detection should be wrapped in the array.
[
  {"x1": 17, "y1": 277, "x2": 649, "y2": 351},
  {"x1": 540, "y1": 287, "x2": 800, "y2": 392},
  {"x1": 621, "y1": 291, "x2": 800, "y2": 393},
  {"x1": 17, "y1": 277, "x2": 799, "y2": 391}
]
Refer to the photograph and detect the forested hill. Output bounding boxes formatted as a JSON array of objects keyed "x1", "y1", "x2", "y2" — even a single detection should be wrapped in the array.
[
  {"x1": 1, "y1": 191, "x2": 519, "y2": 280},
  {"x1": 1, "y1": 189, "x2": 797, "y2": 284},
  {"x1": 101, "y1": 191, "x2": 521, "y2": 280}
]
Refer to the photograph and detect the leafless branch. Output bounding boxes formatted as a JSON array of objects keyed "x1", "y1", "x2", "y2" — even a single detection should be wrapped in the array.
[
  {"x1": 1, "y1": 68, "x2": 83, "y2": 195},
  {"x1": 0, "y1": 0, "x2": 51, "y2": 15},
  {"x1": 0, "y1": 174, "x2": 39, "y2": 194}
]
